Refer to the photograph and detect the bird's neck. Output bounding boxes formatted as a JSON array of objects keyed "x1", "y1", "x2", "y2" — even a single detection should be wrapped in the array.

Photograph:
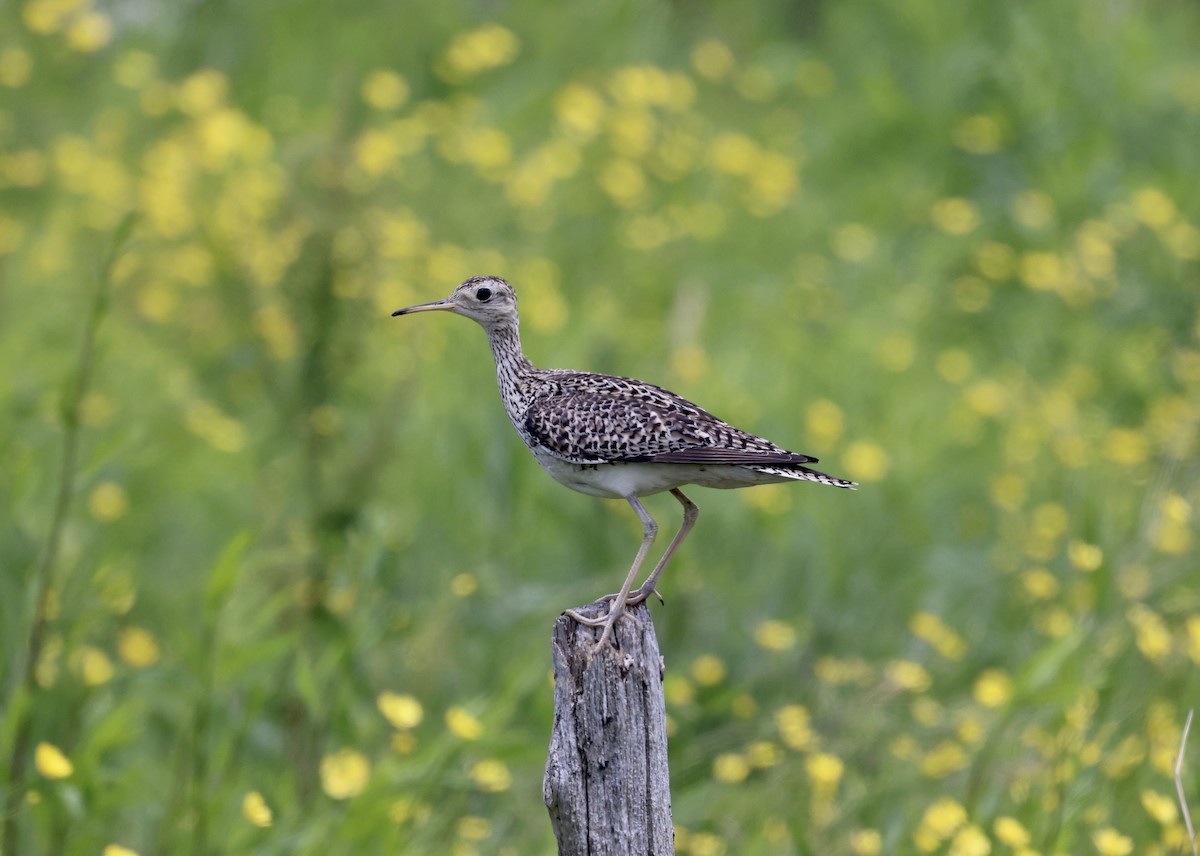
[{"x1": 486, "y1": 321, "x2": 537, "y2": 418}]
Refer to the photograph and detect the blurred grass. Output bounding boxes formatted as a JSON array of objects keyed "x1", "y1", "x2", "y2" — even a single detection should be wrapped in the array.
[{"x1": 2, "y1": 0, "x2": 1199, "y2": 854}]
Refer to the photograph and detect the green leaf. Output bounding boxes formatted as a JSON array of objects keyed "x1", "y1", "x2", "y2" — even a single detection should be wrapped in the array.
[{"x1": 205, "y1": 530, "x2": 254, "y2": 616}]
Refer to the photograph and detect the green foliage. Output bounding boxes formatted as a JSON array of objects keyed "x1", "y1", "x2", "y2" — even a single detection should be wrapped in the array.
[{"x1": 2, "y1": 0, "x2": 1199, "y2": 853}]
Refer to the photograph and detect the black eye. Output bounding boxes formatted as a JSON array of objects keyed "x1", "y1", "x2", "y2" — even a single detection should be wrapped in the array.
[{"x1": 476, "y1": 287, "x2": 492, "y2": 302}]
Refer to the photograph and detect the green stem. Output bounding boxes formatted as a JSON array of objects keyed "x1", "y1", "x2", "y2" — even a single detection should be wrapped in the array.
[{"x1": 2, "y1": 215, "x2": 134, "y2": 856}]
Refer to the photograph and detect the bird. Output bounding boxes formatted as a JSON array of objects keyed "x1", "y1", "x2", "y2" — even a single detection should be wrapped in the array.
[{"x1": 393, "y1": 276, "x2": 855, "y2": 651}]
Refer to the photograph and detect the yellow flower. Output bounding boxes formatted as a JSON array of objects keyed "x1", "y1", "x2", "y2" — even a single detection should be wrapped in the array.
[
  {"x1": 456, "y1": 815, "x2": 491, "y2": 840},
  {"x1": 964, "y1": 380, "x2": 1008, "y2": 417},
  {"x1": 936, "y1": 349, "x2": 974, "y2": 384},
  {"x1": 775, "y1": 704, "x2": 815, "y2": 751},
  {"x1": 103, "y1": 846, "x2": 139, "y2": 856},
  {"x1": 469, "y1": 759, "x2": 512, "y2": 792},
  {"x1": 688, "y1": 831, "x2": 727, "y2": 856},
  {"x1": 885, "y1": 660, "x2": 932, "y2": 693},
  {"x1": 754, "y1": 619, "x2": 797, "y2": 651},
  {"x1": 1103, "y1": 428, "x2": 1149, "y2": 465},
  {"x1": 1155, "y1": 495, "x2": 1193, "y2": 555},
  {"x1": 555, "y1": 83, "x2": 606, "y2": 139},
  {"x1": 931, "y1": 197, "x2": 981, "y2": 235},
  {"x1": 1127, "y1": 604, "x2": 1172, "y2": 663},
  {"x1": 1140, "y1": 789, "x2": 1178, "y2": 825},
  {"x1": 955, "y1": 715, "x2": 984, "y2": 744},
  {"x1": 975, "y1": 242, "x2": 1015, "y2": 280},
  {"x1": 850, "y1": 828, "x2": 883, "y2": 856},
  {"x1": 242, "y1": 790, "x2": 273, "y2": 827},
  {"x1": 746, "y1": 741, "x2": 780, "y2": 768},
  {"x1": 910, "y1": 612, "x2": 967, "y2": 661},
  {"x1": 185, "y1": 401, "x2": 247, "y2": 453},
  {"x1": 993, "y1": 816, "x2": 1030, "y2": 847},
  {"x1": 462, "y1": 127, "x2": 512, "y2": 173},
  {"x1": 911, "y1": 697, "x2": 943, "y2": 727},
  {"x1": 354, "y1": 129, "x2": 400, "y2": 176},
  {"x1": 1117, "y1": 563, "x2": 1152, "y2": 600},
  {"x1": 0, "y1": 46, "x2": 33, "y2": 87},
  {"x1": 23, "y1": 0, "x2": 70, "y2": 36},
  {"x1": 0, "y1": 213, "x2": 26, "y2": 255},
  {"x1": 376, "y1": 211, "x2": 429, "y2": 259},
  {"x1": 1133, "y1": 187, "x2": 1176, "y2": 228},
  {"x1": 814, "y1": 656, "x2": 873, "y2": 686},
  {"x1": 831, "y1": 223, "x2": 877, "y2": 262},
  {"x1": 973, "y1": 668, "x2": 1015, "y2": 708},
  {"x1": 920, "y1": 797, "x2": 967, "y2": 839},
  {"x1": 805, "y1": 399, "x2": 845, "y2": 448},
  {"x1": 843, "y1": 441, "x2": 890, "y2": 482},
  {"x1": 691, "y1": 654, "x2": 726, "y2": 686},
  {"x1": 76, "y1": 645, "x2": 115, "y2": 686},
  {"x1": 691, "y1": 39, "x2": 734, "y2": 82},
  {"x1": 361, "y1": 70, "x2": 409, "y2": 110},
  {"x1": 377, "y1": 692, "x2": 423, "y2": 730},
  {"x1": 1021, "y1": 568, "x2": 1060, "y2": 600},
  {"x1": 1068, "y1": 541, "x2": 1103, "y2": 572},
  {"x1": 671, "y1": 344, "x2": 710, "y2": 386},
  {"x1": 806, "y1": 752, "x2": 844, "y2": 790},
  {"x1": 1092, "y1": 827, "x2": 1133, "y2": 856},
  {"x1": 66, "y1": 11, "x2": 112, "y2": 53},
  {"x1": 114, "y1": 50, "x2": 156, "y2": 89},
  {"x1": 1011, "y1": 190, "x2": 1056, "y2": 230},
  {"x1": 319, "y1": 748, "x2": 371, "y2": 800},
  {"x1": 178, "y1": 68, "x2": 229, "y2": 115},
  {"x1": 35, "y1": 742, "x2": 74, "y2": 779},
  {"x1": 664, "y1": 675, "x2": 695, "y2": 706},
  {"x1": 712, "y1": 752, "x2": 750, "y2": 784},
  {"x1": 948, "y1": 824, "x2": 990, "y2": 856},
  {"x1": 445, "y1": 706, "x2": 483, "y2": 740},
  {"x1": 118, "y1": 627, "x2": 160, "y2": 668},
  {"x1": 597, "y1": 159, "x2": 645, "y2": 207},
  {"x1": 439, "y1": 24, "x2": 519, "y2": 81},
  {"x1": 1165, "y1": 221, "x2": 1200, "y2": 259},
  {"x1": 1019, "y1": 252, "x2": 1066, "y2": 291},
  {"x1": 736, "y1": 65, "x2": 776, "y2": 101},
  {"x1": 700, "y1": 132, "x2": 758, "y2": 175},
  {"x1": 920, "y1": 740, "x2": 968, "y2": 777},
  {"x1": 89, "y1": 481, "x2": 129, "y2": 521},
  {"x1": 1186, "y1": 616, "x2": 1200, "y2": 665},
  {"x1": 877, "y1": 334, "x2": 916, "y2": 373},
  {"x1": 890, "y1": 734, "x2": 920, "y2": 760}
]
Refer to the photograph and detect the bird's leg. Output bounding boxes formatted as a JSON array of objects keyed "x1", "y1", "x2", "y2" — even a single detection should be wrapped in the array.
[
  {"x1": 564, "y1": 495, "x2": 658, "y2": 651},
  {"x1": 627, "y1": 488, "x2": 699, "y2": 606}
]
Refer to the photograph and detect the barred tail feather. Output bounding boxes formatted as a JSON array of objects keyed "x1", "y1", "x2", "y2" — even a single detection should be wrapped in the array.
[{"x1": 748, "y1": 463, "x2": 857, "y2": 489}]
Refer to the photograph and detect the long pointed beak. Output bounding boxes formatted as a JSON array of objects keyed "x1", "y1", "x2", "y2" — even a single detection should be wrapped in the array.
[{"x1": 391, "y1": 298, "x2": 454, "y2": 317}]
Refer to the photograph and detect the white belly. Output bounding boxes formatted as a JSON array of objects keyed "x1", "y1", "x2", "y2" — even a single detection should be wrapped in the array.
[{"x1": 529, "y1": 446, "x2": 790, "y2": 498}]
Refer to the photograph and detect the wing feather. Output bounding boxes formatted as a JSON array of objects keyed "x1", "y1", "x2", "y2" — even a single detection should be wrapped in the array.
[{"x1": 521, "y1": 383, "x2": 811, "y2": 467}]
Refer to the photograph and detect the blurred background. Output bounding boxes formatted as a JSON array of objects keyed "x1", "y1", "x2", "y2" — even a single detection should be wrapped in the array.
[{"x1": 2, "y1": 0, "x2": 1199, "y2": 853}]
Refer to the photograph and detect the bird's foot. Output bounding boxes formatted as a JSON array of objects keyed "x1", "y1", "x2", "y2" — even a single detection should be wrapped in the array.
[
  {"x1": 625, "y1": 583, "x2": 664, "y2": 607},
  {"x1": 564, "y1": 601, "x2": 627, "y2": 651},
  {"x1": 564, "y1": 587, "x2": 662, "y2": 651},
  {"x1": 593, "y1": 586, "x2": 663, "y2": 608}
]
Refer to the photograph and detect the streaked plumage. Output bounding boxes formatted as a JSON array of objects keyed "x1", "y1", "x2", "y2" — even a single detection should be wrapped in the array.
[{"x1": 394, "y1": 275, "x2": 854, "y2": 650}]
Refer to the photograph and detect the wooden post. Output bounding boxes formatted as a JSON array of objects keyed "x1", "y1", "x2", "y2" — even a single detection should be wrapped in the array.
[{"x1": 543, "y1": 601, "x2": 674, "y2": 855}]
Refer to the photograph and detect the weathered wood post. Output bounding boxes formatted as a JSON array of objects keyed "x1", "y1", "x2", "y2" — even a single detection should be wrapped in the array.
[{"x1": 543, "y1": 600, "x2": 674, "y2": 855}]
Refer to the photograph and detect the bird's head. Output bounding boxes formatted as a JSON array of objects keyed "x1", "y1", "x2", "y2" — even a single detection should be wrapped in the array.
[{"x1": 392, "y1": 276, "x2": 518, "y2": 332}]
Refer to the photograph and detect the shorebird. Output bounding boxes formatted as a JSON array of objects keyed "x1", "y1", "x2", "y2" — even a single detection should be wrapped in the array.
[{"x1": 394, "y1": 276, "x2": 855, "y2": 650}]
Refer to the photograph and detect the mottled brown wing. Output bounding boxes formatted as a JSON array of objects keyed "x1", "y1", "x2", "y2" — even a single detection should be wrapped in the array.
[
  {"x1": 522, "y1": 390, "x2": 810, "y2": 466},
  {"x1": 645, "y1": 447, "x2": 818, "y2": 465}
]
